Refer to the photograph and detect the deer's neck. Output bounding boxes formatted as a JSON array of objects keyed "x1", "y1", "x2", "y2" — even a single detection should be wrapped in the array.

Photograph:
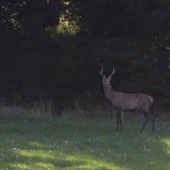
[{"x1": 104, "y1": 83, "x2": 116, "y2": 101}]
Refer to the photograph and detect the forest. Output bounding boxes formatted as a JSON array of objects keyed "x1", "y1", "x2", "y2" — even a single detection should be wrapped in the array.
[{"x1": 0, "y1": 0, "x2": 170, "y2": 116}]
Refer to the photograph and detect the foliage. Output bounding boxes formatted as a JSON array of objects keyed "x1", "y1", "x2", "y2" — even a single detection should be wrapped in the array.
[
  {"x1": 0, "y1": 0, "x2": 63, "y2": 34},
  {"x1": 63, "y1": 0, "x2": 170, "y2": 107},
  {"x1": 0, "y1": 0, "x2": 170, "y2": 110}
]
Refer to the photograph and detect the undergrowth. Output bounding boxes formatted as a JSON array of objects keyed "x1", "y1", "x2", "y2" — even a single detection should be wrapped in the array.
[{"x1": 0, "y1": 89, "x2": 169, "y2": 122}]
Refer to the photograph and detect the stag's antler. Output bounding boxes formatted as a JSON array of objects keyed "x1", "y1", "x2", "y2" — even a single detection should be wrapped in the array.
[
  {"x1": 98, "y1": 66, "x2": 104, "y2": 76},
  {"x1": 108, "y1": 66, "x2": 116, "y2": 77}
]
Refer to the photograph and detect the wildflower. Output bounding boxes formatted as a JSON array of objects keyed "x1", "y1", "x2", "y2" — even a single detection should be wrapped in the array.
[
  {"x1": 73, "y1": 147, "x2": 78, "y2": 150},
  {"x1": 57, "y1": 141, "x2": 58, "y2": 143},
  {"x1": 96, "y1": 138, "x2": 98, "y2": 141},
  {"x1": 124, "y1": 143, "x2": 126, "y2": 145},
  {"x1": 74, "y1": 134, "x2": 76, "y2": 136},
  {"x1": 89, "y1": 139, "x2": 90, "y2": 142},
  {"x1": 37, "y1": 160, "x2": 38, "y2": 162},
  {"x1": 33, "y1": 150, "x2": 35, "y2": 153},
  {"x1": 79, "y1": 141, "x2": 80, "y2": 144},
  {"x1": 1, "y1": 153, "x2": 4, "y2": 157},
  {"x1": 29, "y1": 158, "x2": 31, "y2": 161},
  {"x1": 25, "y1": 134, "x2": 27, "y2": 136},
  {"x1": 57, "y1": 146, "x2": 58, "y2": 149},
  {"x1": 54, "y1": 142, "x2": 55, "y2": 145},
  {"x1": 61, "y1": 154, "x2": 62, "y2": 156},
  {"x1": 16, "y1": 155, "x2": 19, "y2": 159},
  {"x1": 49, "y1": 150, "x2": 52, "y2": 153},
  {"x1": 65, "y1": 141, "x2": 67, "y2": 145}
]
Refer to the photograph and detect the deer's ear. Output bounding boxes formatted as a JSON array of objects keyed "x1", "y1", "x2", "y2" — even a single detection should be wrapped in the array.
[{"x1": 108, "y1": 75, "x2": 112, "y2": 81}]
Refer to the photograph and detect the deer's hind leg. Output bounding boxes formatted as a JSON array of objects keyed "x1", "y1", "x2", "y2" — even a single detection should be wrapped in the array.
[
  {"x1": 145, "y1": 110, "x2": 156, "y2": 131},
  {"x1": 140, "y1": 111, "x2": 149, "y2": 132}
]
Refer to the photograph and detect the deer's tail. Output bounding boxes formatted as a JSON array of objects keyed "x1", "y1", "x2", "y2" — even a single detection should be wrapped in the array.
[{"x1": 149, "y1": 97, "x2": 154, "y2": 105}]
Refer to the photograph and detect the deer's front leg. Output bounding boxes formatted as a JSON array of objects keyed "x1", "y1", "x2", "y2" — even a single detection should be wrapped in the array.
[
  {"x1": 120, "y1": 111, "x2": 123, "y2": 130},
  {"x1": 117, "y1": 110, "x2": 122, "y2": 131}
]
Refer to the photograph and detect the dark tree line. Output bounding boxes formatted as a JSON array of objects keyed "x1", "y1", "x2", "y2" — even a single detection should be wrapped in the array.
[{"x1": 0, "y1": 0, "x2": 170, "y2": 109}]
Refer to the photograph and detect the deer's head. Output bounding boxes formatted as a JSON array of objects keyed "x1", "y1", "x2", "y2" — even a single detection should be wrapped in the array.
[{"x1": 98, "y1": 66, "x2": 116, "y2": 87}]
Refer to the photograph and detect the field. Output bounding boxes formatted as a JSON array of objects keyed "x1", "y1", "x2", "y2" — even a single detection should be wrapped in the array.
[{"x1": 0, "y1": 106, "x2": 170, "y2": 170}]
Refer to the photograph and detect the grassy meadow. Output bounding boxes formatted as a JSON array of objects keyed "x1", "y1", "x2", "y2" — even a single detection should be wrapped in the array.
[{"x1": 0, "y1": 104, "x2": 170, "y2": 170}]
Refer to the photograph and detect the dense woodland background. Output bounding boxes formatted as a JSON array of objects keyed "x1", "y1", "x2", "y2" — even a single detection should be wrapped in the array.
[{"x1": 1, "y1": 0, "x2": 170, "y2": 115}]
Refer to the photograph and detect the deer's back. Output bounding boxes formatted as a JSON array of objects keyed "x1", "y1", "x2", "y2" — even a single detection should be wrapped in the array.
[{"x1": 111, "y1": 92, "x2": 153, "y2": 111}]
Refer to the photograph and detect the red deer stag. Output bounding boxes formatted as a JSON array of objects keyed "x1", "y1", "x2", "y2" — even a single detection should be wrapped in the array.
[{"x1": 98, "y1": 66, "x2": 155, "y2": 132}]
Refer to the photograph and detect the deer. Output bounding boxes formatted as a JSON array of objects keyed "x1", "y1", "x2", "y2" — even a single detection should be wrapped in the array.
[{"x1": 98, "y1": 66, "x2": 156, "y2": 132}]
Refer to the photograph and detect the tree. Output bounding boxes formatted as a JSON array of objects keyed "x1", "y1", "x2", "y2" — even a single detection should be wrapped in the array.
[
  {"x1": 0, "y1": 0, "x2": 63, "y2": 34},
  {"x1": 0, "y1": 0, "x2": 64, "y2": 100},
  {"x1": 63, "y1": 0, "x2": 170, "y2": 106}
]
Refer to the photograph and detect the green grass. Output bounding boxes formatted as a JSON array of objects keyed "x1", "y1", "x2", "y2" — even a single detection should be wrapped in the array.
[{"x1": 0, "y1": 114, "x2": 170, "y2": 170}]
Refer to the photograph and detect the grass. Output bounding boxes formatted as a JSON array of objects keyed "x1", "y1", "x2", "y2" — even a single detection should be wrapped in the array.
[{"x1": 0, "y1": 107, "x2": 170, "y2": 170}]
